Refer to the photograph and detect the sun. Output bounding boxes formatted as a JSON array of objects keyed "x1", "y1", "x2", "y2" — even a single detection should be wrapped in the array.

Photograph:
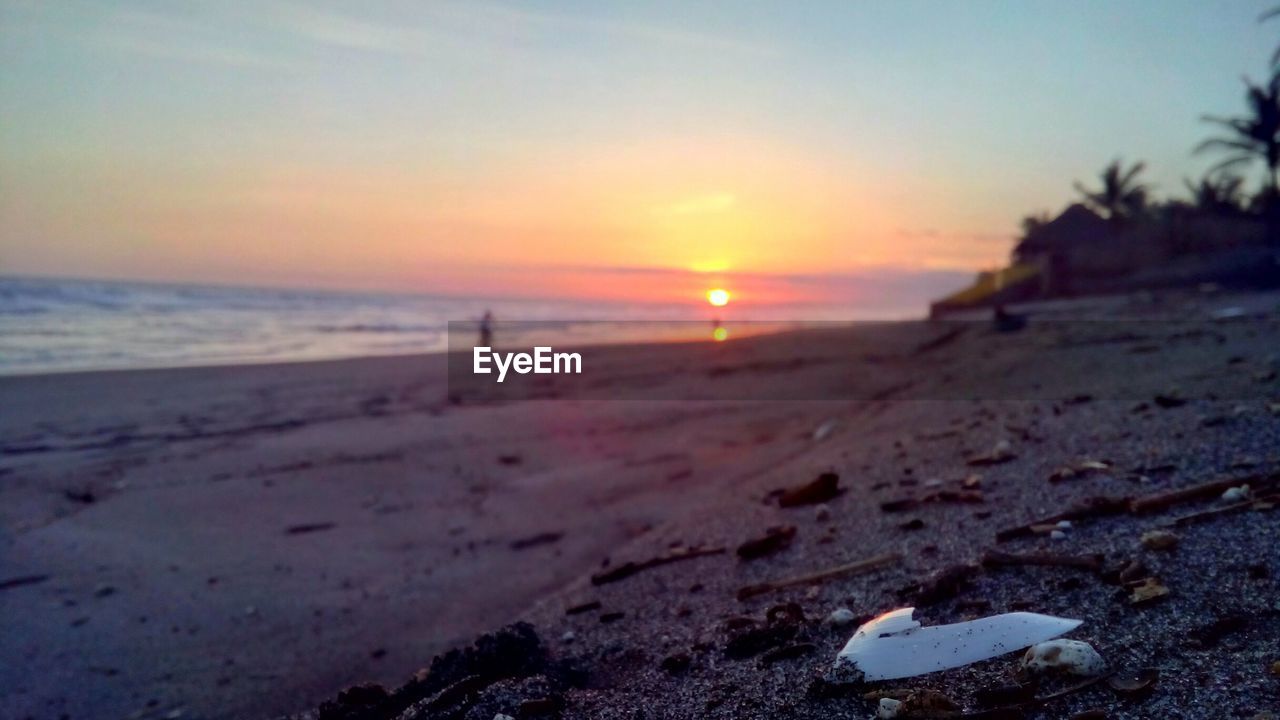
[{"x1": 706, "y1": 288, "x2": 730, "y2": 307}]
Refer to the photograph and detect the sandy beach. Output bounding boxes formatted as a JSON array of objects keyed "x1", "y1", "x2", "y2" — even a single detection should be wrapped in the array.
[{"x1": 2, "y1": 291, "x2": 1279, "y2": 720}]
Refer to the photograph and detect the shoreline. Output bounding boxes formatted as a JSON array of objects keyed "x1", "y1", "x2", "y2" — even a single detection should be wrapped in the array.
[{"x1": 2, "y1": 292, "x2": 1278, "y2": 720}]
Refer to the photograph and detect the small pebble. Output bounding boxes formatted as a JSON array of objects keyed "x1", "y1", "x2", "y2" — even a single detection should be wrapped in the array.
[
  {"x1": 1140, "y1": 530, "x2": 1180, "y2": 551},
  {"x1": 1022, "y1": 639, "x2": 1107, "y2": 676},
  {"x1": 877, "y1": 697, "x2": 903, "y2": 718},
  {"x1": 827, "y1": 608, "x2": 856, "y2": 627},
  {"x1": 815, "y1": 504, "x2": 831, "y2": 522},
  {"x1": 1056, "y1": 520, "x2": 1072, "y2": 529},
  {"x1": 1050, "y1": 530, "x2": 1067, "y2": 541},
  {"x1": 1222, "y1": 485, "x2": 1251, "y2": 503},
  {"x1": 560, "y1": 631, "x2": 575, "y2": 643}
]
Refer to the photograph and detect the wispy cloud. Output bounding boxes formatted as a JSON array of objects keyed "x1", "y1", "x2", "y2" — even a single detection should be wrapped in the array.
[{"x1": 653, "y1": 192, "x2": 737, "y2": 216}]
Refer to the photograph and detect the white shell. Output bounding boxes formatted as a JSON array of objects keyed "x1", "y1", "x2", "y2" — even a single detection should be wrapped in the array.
[
  {"x1": 876, "y1": 698, "x2": 903, "y2": 718},
  {"x1": 1021, "y1": 639, "x2": 1107, "y2": 676},
  {"x1": 827, "y1": 608, "x2": 857, "y2": 626},
  {"x1": 1049, "y1": 530, "x2": 1067, "y2": 541},
  {"x1": 1221, "y1": 485, "x2": 1251, "y2": 502},
  {"x1": 833, "y1": 607, "x2": 1082, "y2": 681}
]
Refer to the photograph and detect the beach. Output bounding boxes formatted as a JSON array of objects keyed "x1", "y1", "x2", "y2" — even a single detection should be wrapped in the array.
[{"x1": 2, "y1": 290, "x2": 1279, "y2": 720}]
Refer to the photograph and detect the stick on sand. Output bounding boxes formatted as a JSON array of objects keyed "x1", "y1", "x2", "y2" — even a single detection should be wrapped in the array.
[{"x1": 736, "y1": 552, "x2": 902, "y2": 601}]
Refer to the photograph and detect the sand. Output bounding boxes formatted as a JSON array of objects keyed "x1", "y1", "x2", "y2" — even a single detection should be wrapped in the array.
[{"x1": 2, "y1": 290, "x2": 1278, "y2": 720}]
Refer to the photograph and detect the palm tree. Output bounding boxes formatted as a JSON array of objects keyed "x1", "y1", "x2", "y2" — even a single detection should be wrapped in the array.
[
  {"x1": 1073, "y1": 159, "x2": 1150, "y2": 222},
  {"x1": 1183, "y1": 172, "x2": 1245, "y2": 215},
  {"x1": 1195, "y1": 69, "x2": 1280, "y2": 202}
]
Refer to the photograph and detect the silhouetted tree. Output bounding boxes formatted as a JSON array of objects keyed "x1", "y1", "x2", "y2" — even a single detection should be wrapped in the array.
[
  {"x1": 1195, "y1": 69, "x2": 1280, "y2": 203},
  {"x1": 1019, "y1": 211, "x2": 1052, "y2": 238},
  {"x1": 1073, "y1": 159, "x2": 1150, "y2": 222},
  {"x1": 1183, "y1": 172, "x2": 1246, "y2": 215}
]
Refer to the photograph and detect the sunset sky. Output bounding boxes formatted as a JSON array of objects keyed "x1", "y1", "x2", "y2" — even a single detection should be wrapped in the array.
[{"x1": 1, "y1": 1, "x2": 1277, "y2": 306}]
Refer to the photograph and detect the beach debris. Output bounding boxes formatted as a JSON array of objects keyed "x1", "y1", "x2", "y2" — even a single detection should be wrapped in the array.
[
  {"x1": 0, "y1": 574, "x2": 50, "y2": 592},
  {"x1": 1153, "y1": 393, "x2": 1187, "y2": 409},
  {"x1": 898, "y1": 518, "x2": 925, "y2": 531},
  {"x1": 1106, "y1": 667, "x2": 1158, "y2": 695},
  {"x1": 830, "y1": 607, "x2": 1082, "y2": 682},
  {"x1": 590, "y1": 546, "x2": 725, "y2": 585},
  {"x1": 996, "y1": 496, "x2": 1130, "y2": 542},
  {"x1": 1139, "y1": 530, "x2": 1179, "y2": 550},
  {"x1": 495, "y1": 714, "x2": 516, "y2": 720},
  {"x1": 1049, "y1": 530, "x2": 1067, "y2": 541},
  {"x1": 63, "y1": 487, "x2": 96, "y2": 504},
  {"x1": 881, "y1": 488, "x2": 984, "y2": 514},
  {"x1": 1126, "y1": 577, "x2": 1170, "y2": 605},
  {"x1": 977, "y1": 545, "x2": 1100, "y2": 568},
  {"x1": 967, "y1": 440, "x2": 1016, "y2": 467},
  {"x1": 1049, "y1": 460, "x2": 1113, "y2": 483},
  {"x1": 736, "y1": 525, "x2": 797, "y2": 560},
  {"x1": 901, "y1": 564, "x2": 980, "y2": 606},
  {"x1": 564, "y1": 600, "x2": 600, "y2": 616},
  {"x1": 497, "y1": 454, "x2": 522, "y2": 465},
  {"x1": 1221, "y1": 484, "x2": 1252, "y2": 503},
  {"x1": 660, "y1": 652, "x2": 692, "y2": 675},
  {"x1": 1021, "y1": 639, "x2": 1107, "y2": 676},
  {"x1": 737, "y1": 552, "x2": 901, "y2": 601},
  {"x1": 285, "y1": 522, "x2": 336, "y2": 535},
  {"x1": 815, "y1": 504, "x2": 832, "y2": 522},
  {"x1": 778, "y1": 472, "x2": 842, "y2": 507},
  {"x1": 1129, "y1": 473, "x2": 1275, "y2": 514},
  {"x1": 724, "y1": 603, "x2": 805, "y2": 659},
  {"x1": 812, "y1": 419, "x2": 837, "y2": 441},
  {"x1": 559, "y1": 631, "x2": 575, "y2": 643},
  {"x1": 760, "y1": 641, "x2": 816, "y2": 665},
  {"x1": 509, "y1": 531, "x2": 564, "y2": 550},
  {"x1": 827, "y1": 608, "x2": 857, "y2": 627},
  {"x1": 876, "y1": 697, "x2": 903, "y2": 718},
  {"x1": 872, "y1": 689, "x2": 960, "y2": 719},
  {"x1": 1189, "y1": 612, "x2": 1249, "y2": 648},
  {"x1": 974, "y1": 682, "x2": 1037, "y2": 707},
  {"x1": 599, "y1": 611, "x2": 624, "y2": 623},
  {"x1": 1171, "y1": 491, "x2": 1279, "y2": 527}
]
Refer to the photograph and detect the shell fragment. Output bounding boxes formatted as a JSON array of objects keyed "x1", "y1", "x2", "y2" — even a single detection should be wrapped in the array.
[{"x1": 832, "y1": 607, "x2": 1082, "y2": 682}]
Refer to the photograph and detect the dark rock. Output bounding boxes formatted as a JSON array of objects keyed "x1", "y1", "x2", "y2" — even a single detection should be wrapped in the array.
[
  {"x1": 564, "y1": 601, "x2": 601, "y2": 616},
  {"x1": 736, "y1": 526, "x2": 797, "y2": 560},
  {"x1": 777, "y1": 472, "x2": 842, "y2": 507},
  {"x1": 509, "y1": 532, "x2": 564, "y2": 551},
  {"x1": 1190, "y1": 613, "x2": 1249, "y2": 649},
  {"x1": 724, "y1": 603, "x2": 805, "y2": 660},
  {"x1": 903, "y1": 564, "x2": 981, "y2": 606},
  {"x1": 660, "y1": 653, "x2": 692, "y2": 675}
]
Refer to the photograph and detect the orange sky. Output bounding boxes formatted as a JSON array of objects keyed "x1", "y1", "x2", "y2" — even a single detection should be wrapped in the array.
[{"x1": 2, "y1": 2, "x2": 1273, "y2": 308}]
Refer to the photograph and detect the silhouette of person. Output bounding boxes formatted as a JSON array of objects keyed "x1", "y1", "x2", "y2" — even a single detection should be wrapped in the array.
[{"x1": 479, "y1": 310, "x2": 493, "y2": 347}]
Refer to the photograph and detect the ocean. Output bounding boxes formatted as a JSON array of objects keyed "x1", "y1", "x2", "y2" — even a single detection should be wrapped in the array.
[{"x1": 0, "y1": 276, "x2": 896, "y2": 375}]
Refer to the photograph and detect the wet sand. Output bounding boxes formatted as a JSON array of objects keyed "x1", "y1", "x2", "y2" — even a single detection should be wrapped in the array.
[{"x1": 2, "y1": 290, "x2": 1278, "y2": 720}]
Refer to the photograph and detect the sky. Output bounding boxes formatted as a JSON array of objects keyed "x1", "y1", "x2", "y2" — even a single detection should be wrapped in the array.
[{"x1": 1, "y1": 0, "x2": 1277, "y2": 308}]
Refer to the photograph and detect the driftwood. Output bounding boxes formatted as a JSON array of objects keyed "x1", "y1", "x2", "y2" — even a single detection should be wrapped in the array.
[
  {"x1": 1168, "y1": 493, "x2": 1279, "y2": 527},
  {"x1": 1128, "y1": 473, "x2": 1276, "y2": 514},
  {"x1": 591, "y1": 546, "x2": 725, "y2": 585},
  {"x1": 981, "y1": 549, "x2": 1103, "y2": 572},
  {"x1": 736, "y1": 552, "x2": 902, "y2": 601},
  {"x1": 995, "y1": 496, "x2": 1130, "y2": 542}
]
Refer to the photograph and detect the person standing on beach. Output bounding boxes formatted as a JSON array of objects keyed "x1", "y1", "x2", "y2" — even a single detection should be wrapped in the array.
[{"x1": 479, "y1": 309, "x2": 493, "y2": 347}]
